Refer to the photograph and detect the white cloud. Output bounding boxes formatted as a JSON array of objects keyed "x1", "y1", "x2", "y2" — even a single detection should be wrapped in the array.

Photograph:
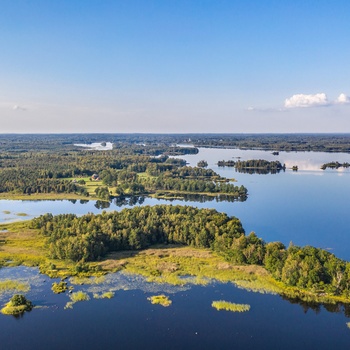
[
  {"x1": 336, "y1": 93, "x2": 350, "y2": 104},
  {"x1": 284, "y1": 93, "x2": 329, "y2": 108}
]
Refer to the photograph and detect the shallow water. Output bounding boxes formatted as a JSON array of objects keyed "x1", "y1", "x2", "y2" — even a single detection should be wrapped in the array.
[{"x1": 1, "y1": 267, "x2": 350, "y2": 350}]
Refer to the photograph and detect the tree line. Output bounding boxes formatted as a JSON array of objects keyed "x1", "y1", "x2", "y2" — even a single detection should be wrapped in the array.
[{"x1": 31, "y1": 205, "x2": 350, "y2": 298}]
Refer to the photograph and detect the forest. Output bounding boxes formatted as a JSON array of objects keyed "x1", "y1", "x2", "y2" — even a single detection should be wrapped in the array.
[
  {"x1": 1, "y1": 133, "x2": 350, "y2": 153},
  {"x1": 30, "y1": 205, "x2": 350, "y2": 298},
  {"x1": 0, "y1": 139, "x2": 246, "y2": 200}
]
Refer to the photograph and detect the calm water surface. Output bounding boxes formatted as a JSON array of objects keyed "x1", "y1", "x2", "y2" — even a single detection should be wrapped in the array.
[{"x1": 1, "y1": 148, "x2": 350, "y2": 349}]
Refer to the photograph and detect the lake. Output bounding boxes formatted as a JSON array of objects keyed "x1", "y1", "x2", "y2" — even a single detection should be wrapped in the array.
[{"x1": 1, "y1": 147, "x2": 350, "y2": 349}]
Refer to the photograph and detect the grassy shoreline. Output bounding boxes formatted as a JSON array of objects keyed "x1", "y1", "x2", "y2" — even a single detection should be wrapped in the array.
[{"x1": 1, "y1": 220, "x2": 350, "y2": 306}]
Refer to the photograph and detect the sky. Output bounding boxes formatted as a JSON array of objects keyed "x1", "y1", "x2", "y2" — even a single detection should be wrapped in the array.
[{"x1": 1, "y1": 0, "x2": 350, "y2": 133}]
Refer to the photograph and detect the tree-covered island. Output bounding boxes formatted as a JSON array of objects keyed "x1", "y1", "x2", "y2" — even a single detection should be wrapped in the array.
[
  {"x1": 218, "y1": 159, "x2": 286, "y2": 174},
  {"x1": 1, "y1": 205, "x2": 350, "y2": 309},
  {"x1": 321, "y1": 162, "x2": 350, "y2": 170}
]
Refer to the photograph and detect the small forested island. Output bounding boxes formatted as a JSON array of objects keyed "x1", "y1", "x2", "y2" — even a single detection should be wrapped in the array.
[
  {"x1": 1, "y1": 294, "x2": 33, "y2": 316},
  {"x1": 321, "y1": 161, "x2": 350, "y2": 170},
  {"x1": 218, "y1": 159, "x2": 285, "y2": 174}
]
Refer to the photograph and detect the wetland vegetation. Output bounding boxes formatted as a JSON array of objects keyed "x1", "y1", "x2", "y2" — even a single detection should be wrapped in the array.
[
  {"x1": 2, "y1": 204, "x2": 350, "y2": 308},
  {"x1": 1, "y1": 294, "x2": 33, "y2": 315},
  {"x1": 211, "y1": 301, "x2": 251, "y2": 312},
  {"x1": 147, "y1": 294, "x2": 172, "y2": 307}
]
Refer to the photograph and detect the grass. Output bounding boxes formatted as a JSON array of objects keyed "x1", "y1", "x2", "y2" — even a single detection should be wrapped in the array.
[
  {"x1": 15, "y1": 213, "x2": 29, "y2": 217},
  {"x1": 70, "y1": 276, "x2": 106, "y2": 285},
  {"x1": 0, "y1": 280, "x2": 30, "y2": 294},
  {"x1": 65, "y1": 291, "x2": 90, "y2": 309},
  {"x1": 93, "y1": 291, "x2": 115, "y2": 299},
  {"x1": 100, "y1": 245, "x2": 350, "y2": 305},
  {"x1": 70, "y1": 291, "x2": 90, "y2": 302},
  {"x1": 2, "y1": 211, "x2": 11, "y2": 214},
  {"x1": 2, "y1": 221, "x2": 350, "y2": 306},
  {"x1": 148, "y1": 294, "x2": 172, "y2": 307},
  {"x1": 0, "y1": 221, "x2": 46, "y2": 267},
  {"x1": 0, "y1": 193, "x2": 91, "y2": 201},
  {"x1": 212, "y1": 300, "x2": 250, "y2": 312},
  {"x1": 51, "y1": 281, "x2": 68, "y2": 294}
]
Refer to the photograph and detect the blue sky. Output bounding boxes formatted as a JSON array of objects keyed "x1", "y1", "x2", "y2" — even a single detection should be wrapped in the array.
[{"x1": 1, "y1": 0, "x2": 350, "y2": 133}]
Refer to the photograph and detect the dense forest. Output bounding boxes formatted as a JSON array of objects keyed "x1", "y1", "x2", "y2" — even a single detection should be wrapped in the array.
[
  {"x1": 31, "y1": 205, "x2": 350, "y2": 298},
  {"x1": 0, "y1": 138, "x2": 246, "y2": 200}
]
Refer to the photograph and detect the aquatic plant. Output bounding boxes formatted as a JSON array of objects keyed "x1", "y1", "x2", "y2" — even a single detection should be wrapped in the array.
[
  {"x1": 0, "y1": 280, "x2": 30, "y2": 294},
  {"x1": 51, "y1": 281, "x2": 68, "y2": 294},
  {"x1": 70, "y1": 291, "x2": 90, "y2": 302},
  {"x1": 347, "y1": 322, "x2": 350, "y2": 329},
  {"x1": 70, "y1": 276, "x2": 106, "y2": 285},
  {"x1": 1, "y1": 294, "x2": 33, "y2": 315},
  {"x1": 93, "y1": 291, "x2": 115, "y2": 299},
  {"x1": 64, "y1": 291, "x2": 90, "y2": 309},
  {"x1": 147, "y1": 294, "x2": 172, "y2": 307},
  {"x1": 212, "y1": 300, "x2": 250, "y2": 312}
]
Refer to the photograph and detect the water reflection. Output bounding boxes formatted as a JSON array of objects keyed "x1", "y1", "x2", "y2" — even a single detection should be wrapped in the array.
[{"x1": 234, "y1": 168, "x2": 284, "y2": 175}]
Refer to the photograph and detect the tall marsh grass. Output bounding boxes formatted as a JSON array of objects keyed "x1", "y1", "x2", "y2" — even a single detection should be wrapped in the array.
[{"x1": 212, "y1": 300, "x2": 250, "y2": 312}]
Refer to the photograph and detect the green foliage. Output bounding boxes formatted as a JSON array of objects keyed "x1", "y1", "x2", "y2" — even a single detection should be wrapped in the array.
[
  {"x1": 1, "y1": 294, "x2": 33, "y2": 315},
  {"x1": 218, "y1": 159, "x2": 285, "y2": 174},
  {"x1": 31, "y1": 205, "x2": 245, "y2": 262},
  {"x1": 197, "y1": 160, "x2": 208, "y2": 168},
  {"x1": 147, "y1": 294, "x2": 172, "y2": 307},
  {"x1": 30, "y1": 203, "x2": 350, "y2": 300},
  {"x1": 321, "y1": 161, "x2": 350, "y2": 170},
  {"x1": 212, "y1": 300, "x2": 250, "y2": 312},
  {"x1": 64, "y1": 291, "x2": 90, "y2": 309},
  {"x1": 69, "y1": 291, "x2": 90, "y2": 302},
  {"x1": 93, "y1": 291, "x2": 114, "y2": 299},
  {"x1": 0, "y1": 280, "x2": 30, "y2": 294},
  {"x1": 51, "y1": 281, "x2": 68, "y2": 294}
]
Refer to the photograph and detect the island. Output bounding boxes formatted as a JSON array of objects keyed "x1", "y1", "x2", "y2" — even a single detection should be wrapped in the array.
[{"x1": 1, "y1": 205, "x2": 350, "y2": 308}]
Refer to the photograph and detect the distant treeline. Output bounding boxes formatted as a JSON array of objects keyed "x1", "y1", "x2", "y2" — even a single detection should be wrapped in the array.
[
  {"x1": 1, "y1": 133, "x2": 350, "y2": 153},
  {"x1": 32, "y1": 205, "x2": 350, "y2": 298}
]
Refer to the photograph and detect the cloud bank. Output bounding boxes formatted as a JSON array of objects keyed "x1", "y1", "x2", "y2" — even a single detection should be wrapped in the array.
[
  {"x1": 284, "y1": 93, "x2": 329, "y2": 108},
  {"x1": 284, "y1": 93, "x2": 350, "y2": 108}
]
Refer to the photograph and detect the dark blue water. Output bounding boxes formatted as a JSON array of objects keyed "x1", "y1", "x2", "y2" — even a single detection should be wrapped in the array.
[
  {"x1": 1, "y1": 268, "x2": 350, "y2": 350},
  {"x1": 1, "y1": 148, "x2": 350, "y2": 349}
]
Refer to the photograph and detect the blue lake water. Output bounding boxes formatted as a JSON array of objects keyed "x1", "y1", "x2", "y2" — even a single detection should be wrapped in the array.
[{"x1": 1, "y1": 148, "x2": 350, "y2": 349}]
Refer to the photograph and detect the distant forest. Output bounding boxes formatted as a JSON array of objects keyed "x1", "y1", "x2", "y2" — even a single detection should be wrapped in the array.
[{"x1": 1, "y1": 133, "x2": 350, "y2": 153}]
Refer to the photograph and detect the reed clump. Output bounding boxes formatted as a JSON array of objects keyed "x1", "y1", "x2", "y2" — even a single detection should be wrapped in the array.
[
  {"x1": 212, "y1": 300, "x2": 250, "y2": 312},
  {"x1": 148, "y1": 294, "x2": 172, "y2": 307},
  {"x1": 0, "y1": 280, "x2": 30, "y2": 294},
  {"x1": 93, "y1": 291, "x2": 115, "y2": 299}
]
